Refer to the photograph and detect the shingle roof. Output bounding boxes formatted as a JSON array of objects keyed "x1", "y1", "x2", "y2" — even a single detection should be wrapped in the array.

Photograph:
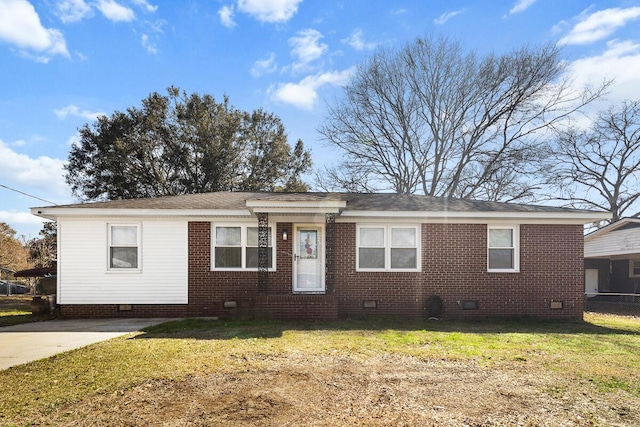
[{"x1": 34, "y1": 191, "x2": 598, "y2": 214}]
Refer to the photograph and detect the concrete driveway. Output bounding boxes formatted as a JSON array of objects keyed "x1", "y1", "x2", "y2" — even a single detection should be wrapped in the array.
[{"x1": 0, "y1": 318, "x2": 175, "y2": 370}]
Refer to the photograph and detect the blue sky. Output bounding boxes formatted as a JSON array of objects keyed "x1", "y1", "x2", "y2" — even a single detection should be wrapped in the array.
[{"x1": 1, "y1": 0, "x2": 640, "y2": 238}]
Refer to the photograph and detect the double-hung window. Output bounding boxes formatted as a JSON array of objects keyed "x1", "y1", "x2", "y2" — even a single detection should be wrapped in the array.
[
  {"x1": 357, "y1": 225, "x2": 420, "y2": 271},
  {"x1": 213, "y1": 224, "x2": 274, "y2": 270},
  {"x1": 108, "y1": 224, "x2": 140, "y2": 270},
  {"x1": 487, "y1": 225, "x2": 519, "y2": 272}
]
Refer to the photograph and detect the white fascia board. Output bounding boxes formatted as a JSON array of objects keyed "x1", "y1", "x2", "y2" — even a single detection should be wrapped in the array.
[
  {"x1": 584, "y1": 218, "x2": 640, "y2": 242},
  {"x1": 340, "y1": 210, "x2": 611, "y2": 224},
  {"x1": 31, "y1": 207, "x2": 252, "y2": 220},
  {"x1": 250, "y1": 207, "x2": 342, "y2": 214},
  {"x1": 245, "y1": 200, "x2": 347, "y2": 209}
]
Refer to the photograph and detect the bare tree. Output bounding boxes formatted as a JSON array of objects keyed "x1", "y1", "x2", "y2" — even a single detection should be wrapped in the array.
[
  {"x1": 550, "y1": 100, "x2": 640, "y2": 221},
  {"x1": 319, "y1": 35, "x2": 608, "y2": 201}
]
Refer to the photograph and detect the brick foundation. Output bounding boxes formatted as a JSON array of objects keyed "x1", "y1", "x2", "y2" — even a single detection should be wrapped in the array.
[
  {"x1": 255, "y1": 294, "x2": 338, "y2": 320},
  {"x1": 59, "y1": 304, "x2": 188, "y2": 318}
]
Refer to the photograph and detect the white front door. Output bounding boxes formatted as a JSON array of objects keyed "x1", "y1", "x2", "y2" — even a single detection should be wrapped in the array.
[
  {"x1": 585, "y1": 269, "x2": 599, "y2": 297},
  {"x1": 293, "y1": 225, "x2": 325, "y2": 293}
]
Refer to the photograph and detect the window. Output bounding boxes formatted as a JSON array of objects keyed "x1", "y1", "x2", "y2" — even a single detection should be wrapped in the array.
[
  {"x1": 629, "y1": 260, "x2": 640, "y2": 278},
  {"x1": 357, "y1": 225, "x2": 420, "y2": 271},
  {"x1": 108, "y1": 224, "x2": 140, "y2": 270},
  {"x1": 487, "y1": 226, "x2": 519, "y2": 272},
  {"x1": 213, "y1": 224, "x2": 274, "y2": 270}
]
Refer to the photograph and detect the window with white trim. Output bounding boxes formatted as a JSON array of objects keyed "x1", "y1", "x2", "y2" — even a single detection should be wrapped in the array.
[
  {"x1": 629, "y1": 260, "x2": 640, "y2": 278},
  {"x1": 108, "y1": 224, "x2": 140, "y2": 270},
  {"x1": 487, "y1": 225, "x2": 519, "y2": 272},
  {"x1": 212, "y1": 224, "x2": 274, "y2": 270},
  {"x1": 357, "y1": 225, "x2": 420, "y2": 271}
]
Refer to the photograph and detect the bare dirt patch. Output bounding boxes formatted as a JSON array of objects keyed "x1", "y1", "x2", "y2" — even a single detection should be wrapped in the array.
[{"x1": 36, "y1": 353, "x2": 638, "y2": 426}]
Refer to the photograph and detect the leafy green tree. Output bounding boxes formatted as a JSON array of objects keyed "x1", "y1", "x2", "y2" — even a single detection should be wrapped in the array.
[{"x1": 66, "y1": 87, "x2": 312, "y2": 200}]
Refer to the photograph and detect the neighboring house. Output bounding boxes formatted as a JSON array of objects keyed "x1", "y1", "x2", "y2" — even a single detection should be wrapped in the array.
[
  {"x1": 32, "y1": 192, "x2": 608, "y2": 320},
  {"x1": 0, "y1": 266, "x2": 14, "y2": 281},
  {"x1": 584, "y1": 218, "x2": 640, "y2": 297}
]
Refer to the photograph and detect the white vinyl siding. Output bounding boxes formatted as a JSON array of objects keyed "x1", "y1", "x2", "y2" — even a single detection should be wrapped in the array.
[
  {"x1": 57, "y1": 218, "x2": 188, "y2": 304},
  {"x1": 356, "y1": 225, "x2": 420, "y2": 272},
  {"x1": 487, "y1": 225, "x2": 520, "y2": 272},
  {"x1": 585, "y1": 226, "x2": 640, "y2": 258}
]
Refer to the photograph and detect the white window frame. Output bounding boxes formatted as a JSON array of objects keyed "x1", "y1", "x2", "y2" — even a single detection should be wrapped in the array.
[
  {"x1": 107, "y1": 223, "x2": 141, "y2": 272},
  {"x1": 628, "y1": 260, "x2": 640, "y2": 278},
  {"x1": 356, "y1": 224, "x2": 421, "y2": 272},
  {"x1": 487, "y1": 225, "x2": 520, "y2": 273},
  {"x1": 211, "y1": 223, "x2": 276, "y2": 271}
]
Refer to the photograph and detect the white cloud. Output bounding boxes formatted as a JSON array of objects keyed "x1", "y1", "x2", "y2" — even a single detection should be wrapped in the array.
[
  {"x1": 269, "y1": 68, "x2": 354, "y2": 110},
  {"x1": 560, "y1": 7, "x2": 640, "y2": 45},
  {"x1": 95, "y1": 0, "x2": 135, "y2": 22},
  {"x1": 141, "y1": 34, "x2": 157, "y2": 54},
  {"x1": 0, "y1": 139, "x2": 69, "y2": 199},
  {"x1": 11, "y1": 140, "x2": 26, "y2": 147},
  {"x1": 54, "y1": 0, "x2": 93, "y2": 23},
  {"x1": 509, "y1": 0, "x2": 537, "y2": 15},
  {"x1": 434, "y1": 9, "x2": 465, "y2": 25},
  {"x1": 0, "y1": 211, "x2": 47, "y2": 227},
  {"x1": 219, "y1": 5, "x2": 236, "y2": 28},
  {"x1": 131, "y1": 0, "x2": 158, "y2": 13},
  {"x1": 0, "y1": 0, "x2": 69, "y2": 62},
  {"x1": 567, "y1": 39, "x2": 640, "y2": 105},
  {"x1": 251, "y1": 52, "x2": 277, "y2": 77},
  {"x1": 237, "y1": 0, "x2": 302, "y2": 23},
  {"x1": 341, "y1": 29, "x2": 377, "y2": 51},
  {"x1": 289, "y1": 29, "x2": 327, "y2": 72},
  {"x1": 54, "y1": 105, "x2": 105, "y2": 121}
]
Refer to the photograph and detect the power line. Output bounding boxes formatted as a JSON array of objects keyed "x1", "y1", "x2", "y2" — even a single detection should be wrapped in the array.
[{"x1": 0, "y1": 184, "x2": 58, "y2": 205}]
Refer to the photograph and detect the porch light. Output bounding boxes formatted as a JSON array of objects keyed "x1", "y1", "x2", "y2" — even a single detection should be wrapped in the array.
[{"x1": 282, "y1": 229, "x2": 288, "y2": 241}]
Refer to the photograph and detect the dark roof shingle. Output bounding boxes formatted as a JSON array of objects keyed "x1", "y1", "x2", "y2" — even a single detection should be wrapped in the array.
[{"x1": 36, "y1": 191, "x2": 596, "y2": 214}]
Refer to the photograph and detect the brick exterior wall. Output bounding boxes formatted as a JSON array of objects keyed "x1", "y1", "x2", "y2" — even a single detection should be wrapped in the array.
[
  {"x1": 333, "y1": 223, "x2": 584, "y2": 319},
  {"x1": 59, "y1": 221, "x2": 585, "y2": 320}
]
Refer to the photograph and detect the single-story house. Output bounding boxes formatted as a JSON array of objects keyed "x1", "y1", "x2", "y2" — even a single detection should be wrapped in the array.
[
  {"x1": 32, "y1": 192, "x2": 609, "y2": 320},
  {"x1": 584, "y1": 218, "x2": 640, "y2": 297}
]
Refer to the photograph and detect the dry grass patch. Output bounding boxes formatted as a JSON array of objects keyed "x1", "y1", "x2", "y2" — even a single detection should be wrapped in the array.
[
  {"x1": 0, "y1": 295, "x2": 51, "y2": 327},
  {"x1": 1, "y1": 313, "x2": 640, "y2": 426}
]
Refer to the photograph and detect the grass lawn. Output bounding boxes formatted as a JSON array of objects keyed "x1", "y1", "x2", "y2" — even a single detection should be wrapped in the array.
[
  {"x1": 0, "y1": 295, "x2": 52, "y2": 328},
  {"x1": 1, "y1": 313, "x2": 639, "y2": 426}
]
